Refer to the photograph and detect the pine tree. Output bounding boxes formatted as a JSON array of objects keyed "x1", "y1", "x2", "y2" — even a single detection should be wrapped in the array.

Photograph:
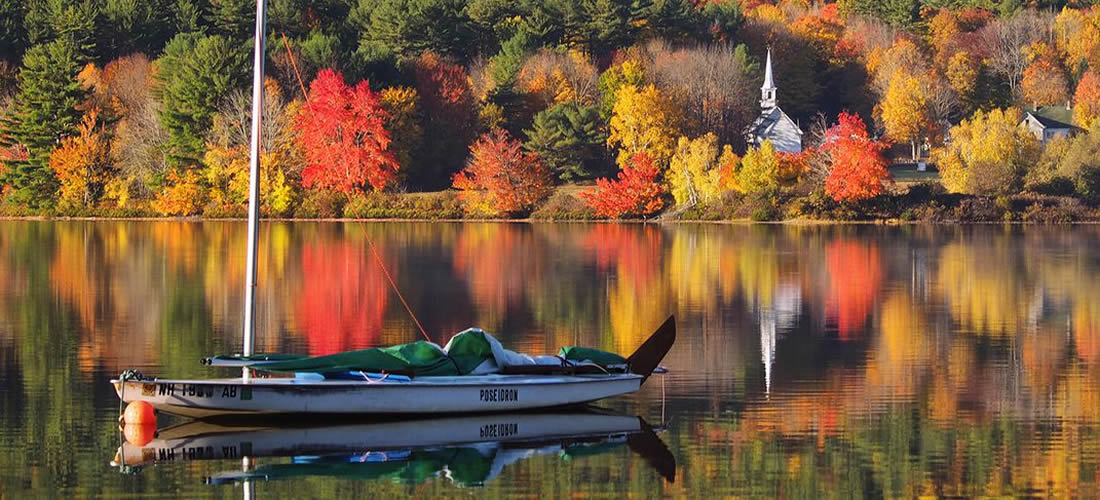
[
  {"x1": 0, "y1": 0, "x2": 26, "y2": 63},
  {"x1": 0, "y1": 40, "x2": 88, "y2": 208},
  {"x1": 23, "y1": 0, "x2": 98, "y2": 62},
  {"x1": 524, "y1": 101, "x2": 609, "y2": 182},
  {"x1": 156, "y1": 33, "x2": 249, "y2": 167},
  {"x1": 208, "y1": 0, "x2": 254, "y2": 39},
  {"x1": 100, "y1": 0, "x2": 177, "y2": 59}
]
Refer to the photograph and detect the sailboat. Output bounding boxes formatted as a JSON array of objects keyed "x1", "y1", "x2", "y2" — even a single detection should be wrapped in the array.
[{"x1": 110, "y1": 0, "x2": 674, "y2": 419}]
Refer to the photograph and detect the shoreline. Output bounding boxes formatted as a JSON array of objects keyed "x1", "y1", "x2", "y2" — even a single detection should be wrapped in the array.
[{"x1": 3, "y1": 215, "x2": 1099, "y2": 225}]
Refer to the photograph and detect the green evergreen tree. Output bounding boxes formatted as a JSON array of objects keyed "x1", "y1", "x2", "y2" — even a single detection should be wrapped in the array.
[
  {"x1": 23, "y1": 0, "x2": 99, "y2": 62},
  {"x1": 208, "y1": 0, "x2": 254, "y2": 39},
  {"x1": 354, "y1": 0, "x2": 475, "y2": 62},
  {"x1": 0, "y1": 0, "x2": 26, "y2": 63},
  {"x1": 171, "y1": 0, "x2": 206, "y2": 33},
  {"x1": 525, "y1": 101, "x2": 609, "y2": 182},
  {"x1": 702, "y1": 0, "x2": 742, "y2": 40},
  {"x1": 0, "y1": 40, "x2": 88, "y2": 208},
  {"x1": 642, "y1": 0, "x2": 703, "y2": 42},
  {"x1": 581, "y1": 0, "x2": 634, "y2": 58},
  {"x1": 156, "y1": 33, "x2": 249, "y2": 167},
  {"x1": 100, "y1": 0, "x2": 176, "y2": 59}
]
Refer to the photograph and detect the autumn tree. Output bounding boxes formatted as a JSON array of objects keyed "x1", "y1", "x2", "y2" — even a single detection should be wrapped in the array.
[
  {"x1": 647, "y1": 42, "x2": 758, "y2": 148},
  {"x1": 1075, "y1": 71, "x2": 1100, "y2": 130},
  {"x1": 667, "y1": 133, "x2": 726, "y2": 207},
  {"x1": 737, "y1": 140, "x2": 780, "y2": 195},
  {"x1": 49, "y1": 109, "x2": 113, "y2": 208},
  {"x1": 410, "y1": 52, "x2": 478, "y2": 189},
  {"x1": 933, "y1": 108, "x2": 1040, "y2": 196},
  {"x1": 452, "y1": 129, "x2": 552, "y2": 216},
  {"x1": 517, "y1": 49, "x2": 600, "y2": 109},
  {"x1": 607, "y1": 83, "x2": 679, "y2": 167},
  {"x1": 822, "y1": 112, "x2": 890, "y2": 203},
  {"x1": 1053, "y1": 7, "x2": 1100, "y2": 75},
  {"x1": 1056, "y1": 124, "x2": 1100, "y2": 202},
  {"x1": 204, "y1": 82, "x2": 301, "y2": 215},
  {"x1": 524, "y1": 101, "x2": 609, "y2": 182},
  {"x1": 297, "y1": 69, "x2": 398, "y2": 195},
  {"x1": 0, "y1": 39, "x2": 87, "y2": 208},
  {"x1": 580, "y1": 152, "x2": 665, "y2": 219},
  {"x1": 1021, "y1": 43, "x2": 1069, "y2": 108},
  {"x1": 597, "y1": 59, "x2": 644, "y2": 120},
  {"x1": 879, "y1": 71, "x2": 930, "y2": 160},
  {"x1": 977, "y1": 10, "x2": 1048, "y2": 98},
  {"x1": 379, "y1": 86, "x2": 423, "y2": 176}
]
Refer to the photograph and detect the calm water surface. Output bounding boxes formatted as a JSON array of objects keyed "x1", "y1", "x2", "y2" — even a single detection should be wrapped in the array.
[{"x1": 2, "y1": 221, "x2": 1099, "y2": 498}]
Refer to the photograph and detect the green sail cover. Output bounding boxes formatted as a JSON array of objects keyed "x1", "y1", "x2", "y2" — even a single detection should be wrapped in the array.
[
  {"x1": 253, "y1": 329, "x2": 496, "y2": 377},
  {"x1": 558, "y1": 346, "x2": 627, "y2": 367},
  {"x1": 249, "y1": 329, "x2": 628, "y2": 377}
]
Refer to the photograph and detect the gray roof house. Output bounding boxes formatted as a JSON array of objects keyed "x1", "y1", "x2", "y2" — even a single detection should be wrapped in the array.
[
  {"x1": 745, "y1": 49, "x2": 803, "y2": 154},
  {"x1": 1020, "y1": 107, "x2": 1080, "y2": 145}
]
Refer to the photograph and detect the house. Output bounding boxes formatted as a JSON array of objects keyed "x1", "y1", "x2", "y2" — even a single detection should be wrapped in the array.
[
  {"x1": 745, "y1": 49, "x2": 803, "y2": 154},
  {"x1": 1020, "y1": 107, "x2": 1080, "y2": 145}
]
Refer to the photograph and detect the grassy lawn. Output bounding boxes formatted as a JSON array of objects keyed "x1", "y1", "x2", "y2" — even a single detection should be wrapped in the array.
[{"x1": 889, "y1": 165, "x2": 941, "y2": 187}]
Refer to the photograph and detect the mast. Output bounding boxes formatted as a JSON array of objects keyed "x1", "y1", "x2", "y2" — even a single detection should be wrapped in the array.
[{"x1": 242, "y1": 0, "x2": 267, "y2": 382}]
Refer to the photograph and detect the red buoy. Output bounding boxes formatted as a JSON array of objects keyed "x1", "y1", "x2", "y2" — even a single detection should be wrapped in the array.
[
  {"x1": 123, "y1": 423, "x2": 156, "y2": 446},
  {"x1": 123, "y1": 401, "x2": 156, "y2": 425}
]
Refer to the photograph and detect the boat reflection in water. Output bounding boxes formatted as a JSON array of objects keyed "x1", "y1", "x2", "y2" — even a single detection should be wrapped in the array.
[{"x1": 111, "y1": 409, "x2": 675, "y2": 487}]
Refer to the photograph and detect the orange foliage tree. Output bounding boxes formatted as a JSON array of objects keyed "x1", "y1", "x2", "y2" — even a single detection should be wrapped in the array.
[
  {"x1": 1021, "y1": 43, "x2": 1069, "y2": 108},
  {"x1": 48, "y1": 109, "x2": 114, "y2": 208},
  {"x1": 452, "y1": 129, "x2": 553, "y2": 216},
  {"x1": 297, "y1": 69, "x2": 398, "y2": 195},
  {"x1": 823, "y1": 112, "x2": 890, "y2": 203},
  {"x1": 580, "y1": 152, "x2": 665, "y2": 218},
  {"x1": 1075, "y1": 71, "x2": 1100, "y2": 130}
]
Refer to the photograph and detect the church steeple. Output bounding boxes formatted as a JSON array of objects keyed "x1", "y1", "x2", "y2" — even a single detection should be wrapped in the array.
[{"x1": 761, "y1": 49, "x2": 777, "y2": 109}]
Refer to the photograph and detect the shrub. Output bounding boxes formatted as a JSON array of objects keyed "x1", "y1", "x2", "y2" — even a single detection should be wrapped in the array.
[{"x1": 294, "y1": 190, "x2": 346, "y2": 218}]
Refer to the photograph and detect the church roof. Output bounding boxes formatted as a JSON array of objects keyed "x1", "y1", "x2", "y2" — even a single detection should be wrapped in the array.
[{"x1": 746, "y1": 107, "x2": 802, "y2": 140}]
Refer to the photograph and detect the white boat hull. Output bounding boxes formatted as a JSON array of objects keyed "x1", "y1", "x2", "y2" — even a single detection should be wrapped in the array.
[{"x1": 112, "y1": 374, "x2": 644, "y2": 418}]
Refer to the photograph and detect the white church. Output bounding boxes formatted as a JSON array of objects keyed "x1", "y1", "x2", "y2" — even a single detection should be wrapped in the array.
[{"x1": 744, "y1": 50, "x2": 803, "y2": 154}]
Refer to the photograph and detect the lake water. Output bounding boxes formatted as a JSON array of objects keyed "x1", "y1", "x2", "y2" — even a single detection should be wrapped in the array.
[{"x1": 1, "y1": 221, "x2": 1099, "y2": 498}]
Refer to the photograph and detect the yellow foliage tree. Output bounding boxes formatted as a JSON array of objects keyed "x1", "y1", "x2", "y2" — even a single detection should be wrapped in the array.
[
  {"x1": 49, "y1": 109, "x2": 114, "y2": 208},
  {"x1": 737, "y1": 140, "x2": 780, "y2": 195},
  {"x1": 667, "y1": 133, "x2": 727, "y2": 207},
  {"x1": 945, "y1": 51, "x2": 979, "y2": 101},
  {"x1": 607, "y1": 83, "x2": 679, "y2": 167},
  {"x1": 201, "y1": 145, "x2": 297, "y2": 216},
  {"x1": 380, "y1": 86, "x2": 423, "y2": 173},
  {"x1": 879, "y1": 71, "x2": 931, "y2": 160},
  {"x1": 1054, "y1": 7, "x2": 1100, "y2": 72},
  {"x1": 152, "y1": 170, "x2": 206, "y2": 216},
  {"x1": 933, "y1": 108, "x2": 1040, "y2": 195}
]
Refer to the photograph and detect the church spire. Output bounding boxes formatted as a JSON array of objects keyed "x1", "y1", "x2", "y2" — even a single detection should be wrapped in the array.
[{"x1": 761, "y1": 48, "x2": 777, "y2": 109}]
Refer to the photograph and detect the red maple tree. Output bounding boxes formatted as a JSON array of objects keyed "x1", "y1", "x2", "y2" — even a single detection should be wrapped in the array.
[
  {"x1": 822, "y1": 112, "x2": 891, "y2": 203},
  {"x1": 580, "y1": 152, "x2": 665, "y2": 218},
  {"x1": 452, "y1": 129, "x2": 553, "y2": 216},
  {"x1": 297, "y1": 68, "x2": 398, "y2": 195}
]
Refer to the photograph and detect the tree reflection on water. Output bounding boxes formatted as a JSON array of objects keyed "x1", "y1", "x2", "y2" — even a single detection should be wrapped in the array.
[{"x1": 1, "y1": 222, "x2": 1099, "y2": 497}]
